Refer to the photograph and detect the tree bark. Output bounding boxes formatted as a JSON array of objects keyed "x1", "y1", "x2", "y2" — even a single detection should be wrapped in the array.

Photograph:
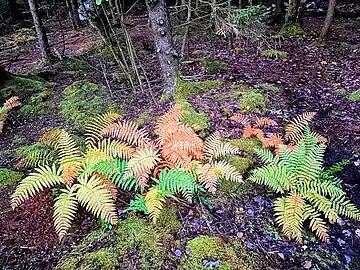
[
  {"x1": 28, "y1": 0, "x2": 51, "y2": 63},
  {"x1": 319, "y1": 0, "x2": 336, "y2": 40},
  {"x1": 145, "y1": 0, "x2": 178, "y2": 95}
]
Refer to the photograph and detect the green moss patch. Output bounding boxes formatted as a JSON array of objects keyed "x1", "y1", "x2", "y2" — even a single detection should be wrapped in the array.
[
  {"x1": 224, "y1": 156, "x2": 253, "y2": 174},
  {"x1": 0, "y1": 168, "x2": 24, "y2": 188},
  {"x1": 155, "y1": 205, "x2": 181, "y2": 233},
  {"x1": 349, "y1": 89, "x2": 360, "y2": 101},
  {"x1": 196, "y1": 59, "x2": 228, "y2": 75},
  {"x1": 60, "y1": 80, "x2": 120, "y2": 132},
  {"x1": 238, "y1": 91, "x2": 267, "y2": 113},
  {"x1": 0, "y1": 75, "x2": 54, "y2": 116},
  {"x1": 178, "y1": 100, "x2": 209, "y2": 132},
  {"x1": 260, "y1": 50, "x2": 288, "y2": 60},
  {"x1": 179, "y1": 236, "x2": 242, "y2": 270},
  {"x1": 229, "y1": 138, "x2": 262, "y2": 154},
  {"x1": 175, "y1": 78, "x2": 224, "y2": 101},
  {"x1": 134, "y1": 111, "x2": 154, "y2": 126}
]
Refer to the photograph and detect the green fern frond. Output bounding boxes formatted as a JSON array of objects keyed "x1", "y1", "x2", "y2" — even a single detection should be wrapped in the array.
[
  {"x1": 18, "y1": 148, "x2": 56, "y2": 168},
  {"x1": 332, "y1": 195, "x2": 360, "y2": 220},
  {"x1": 85, "y1": 112, "x2": 123, "y2": 147},
  {"x1": 255, "y1": 148, "x2": 280, "y2": 164},
  {"x1": 306, "y1": 192, "x2": 340, "y2": 223},
  {"x1": 145, "y1": 188, "x2": 172, "y2": 223},
  {"x1": 11, "y1": 164, "x2": 63, "y2": 209},
  {"x1": 303, "y1": 204, "x2": 329, "y2": 242},
  {"x1": 74, "y1": 174, "x2": 117, "y2": 224},
  {"x1": 126, "y1": 194, "x2": 148, "y2": 214},
  {"x1": 53, "y1": 188, "x2": 78, "y2": 240}
]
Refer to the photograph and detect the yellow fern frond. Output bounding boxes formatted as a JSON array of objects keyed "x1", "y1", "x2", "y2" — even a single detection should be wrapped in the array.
[
  {"x1": 145, "y1": 188, "x2": 166, "y2": 223},
  {"x1": 75, "y1": 174, "x2": 117, "y2": 224},
  {"x1": 53, "y1": 188, "x2": 78, "y2": 240},
  {"x1": 211, "y1": 160, "x2": 243, "y2": 183},
  {"x1": 285, "y1": 112, "x2": 316, "y2": 143},
  {"x1": 85, "y1": 112, "x2": 123, "y2": 147},
  {"x1": 254, "y1": 117, "x2": 278, "y2": 128},
  {"x1": 101, "y1": 121, "x2": 150, "y2": 147},
  {"x1": 303, "y1": 204, "x2": 329, "y2": 243},
  {"x1": 11, "y1": 164, "x2": 63, "y2": 209},
  {"x1": 230, "y1": 113, "x2": 251, "y2": 126},
  {"x1": 196, "y1": 163, "x2": 218, "y2": 193},
  {"x1": 123, "y1": 148, "x2": 160, "y2": 179},
  {"x1": 204, "y1": 133, "x2": 239, "y2": 161},
  {"x1": 94, "y1": 138, "x2": 134, "y2": 160},
  {"x1": 38, "y1": 129, "x2": 62, "y2": 147}
]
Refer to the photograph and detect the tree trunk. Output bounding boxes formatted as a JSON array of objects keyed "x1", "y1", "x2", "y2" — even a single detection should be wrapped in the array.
[
  {"x1": 70, "y1": 0, "x2": 81, "y2": 29},
  {"x1": 275, "y1": 0, "x2": 284, "y2": 18},
  {"x1": 28, "y1": 0, "x2": 51, "y2": 63},
  {"x1": 319, "y1": 0, "x2": 336, "y2": 40},
  {"x1": 284, "y1": 0, "x2": 305, "y2": 26},
  {"x1": 145, "y1": 0, "x2": 178, "y2": 95}
]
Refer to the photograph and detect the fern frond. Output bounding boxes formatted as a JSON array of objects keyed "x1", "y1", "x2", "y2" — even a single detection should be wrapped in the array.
[
  {"x1": 17, "y1": 148, "x2": 56, "y2": 168},
  {"x1": 137, "y1": 171, "x2": 150, "y2": 190},
  {"x1": 75, "y1": 174, "x2": 117, "y2": 224},
  {"x1": 38, "y1": 129, "x2": 62, "y2": 148},
  {"x1": 204, "y1": 133, "x2": 239, "y2": 161},
  {"x1": 3, "y1": 96, "x2": 21, "y2": 108},
  {"x1": 332, "y1": 195, "x2": 360, "y2": 220},
  {"x1": 145, "y1": 188, "x2": 170, "y2": 223},
  {"x1": 211, "y1": 160, "x2": 243, "y2": 183},
  {"x1": 303, "y1": 204, "x2": 329, "y2": 242},
  {"x1": 123, "y1": 147, "x2": 160, "y2": 179},
  {"x1": 230, "y1": 113, "x2": 251, "y2": 125},
  {"x1": 261, "y1": 134, "x2": 284, "y2": 148},
  {"x1": 156, "y1": 104, "x2": 183, "y2": 131},
  {"x1": 196, "y1": 163, "x2": 219, "y2": 193},
  {"x1": 81, "y1": 149, "x2": 113, "y2": 175},
  {"x1": 11, "y1": 164, "x2": 63, "y2": 209},
  {"x1": 255, "y1": 148, "x2": 280, "y2": 164},
  {"x1": 53, "y1": 188, "x2": 78, "y2": 240},
  {"x1": 306, "y1": 192, "x2": 340, "y2": 223},
  {"x1": 254, "y1": 117, "x2": 278, "y2": 128},
  {"x1": 274, "y1": 193, "x2": 304, "y2": 243},
  {"x1": 161, "y1": 147, "x2": 192, "y2": 170},
  {"x1": 94, "y1": 172, "x2": 118, "y2": 199},
  {"x1": 127, "y1": 194, "x2": 148, "y2": 214},
  {"x1": 93, "y1": 138, "x2": 134, "y2": 160},
  {"x1": 310, "y1": 131, "x2": 328, "y2": 144},
  {"x1": 243, "y1": 125, "x2": 264, "y2": 140},
  {"x1": 285, "y1": 112, "x2": 316, "y2": 143},
  {"x1": 85, "y1": 112, "x2": 123, "y2": 147},
  {"x1": 101, "y1": 121, "x2": 150, "y2": 147},
  {"x1": 162, "y1": 131, "x2": 204, "y2": 159}
]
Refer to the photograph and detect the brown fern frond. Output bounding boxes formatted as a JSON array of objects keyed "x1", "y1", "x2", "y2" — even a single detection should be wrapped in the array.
[
  {"x1": 38, "y1": 129, "x2": 62, "y2": 147},
  {"x1": 230, "y1": 113, "x2": 251, "y2": 126},
  {"x1": 310, "y1": 131, "x2": 328, "y2": 144},
  {"x1": 94, "y1": 172, "x2": 118, "y2": 200},
  {"x1": 254, "y1": 117, "x2": 278, "y2": 128},
  {"x1": 101, "y1": 121, "x2": 150, "y2": 147},
  {"x1": 123, "y1": 148, "x2": 160, "y2": 179},
  {"x1": 0, "y1": 113, "x2": 6, "y2": 134},
  {"x1": 196, "y1": 163, "x2": 218, "y2": 193},
  {"x1": 161, "y1": 146, "x2": 192, "y2": 170},
  {"x1": 3, "y1": 96, "x2": 21, "y2": 108},
  {"x1": 262, "y1": 134, "x2": 284, "y2": 148},
  {"x1": 137, "y1": 171, "x2": 150, "y2": 190},
  {"x1": 285, "y1": 112, "x2": 316, "y2": 143},
  {"x1": 275, "y1": 144, "x2": 295, "y2": 156},
  {"x1": 243, "y1": 125, "x2": 264, "y2": 140},
  {"x1": 153, "y1": 161, "x2": 175, "y2": 178}
]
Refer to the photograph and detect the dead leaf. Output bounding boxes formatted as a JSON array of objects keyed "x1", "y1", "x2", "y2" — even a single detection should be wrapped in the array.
[{"x1": 303, "y1": 260, "x2": 312, "y2": 269}]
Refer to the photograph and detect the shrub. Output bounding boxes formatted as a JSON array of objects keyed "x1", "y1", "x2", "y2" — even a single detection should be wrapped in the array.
[{"x1": 0, "y1": 168, "x2": 24, "y2": 188}]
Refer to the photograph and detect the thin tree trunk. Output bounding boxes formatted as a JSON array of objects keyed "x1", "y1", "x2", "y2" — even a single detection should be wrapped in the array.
[
  {"x1": 319, "y1": 0, "x2": 336, "y2": 40},
  {"x1": 275, "y1": 0, "x2": 284, "y2": 18},
  {"x1": 28, "y1": 0, "x2": 51, "y2": 63},
  {"x1": 145, "y1": 0, "x2": 178, "y2": 95},
  {"x1": 70, "y1": 0, "x2": 81, "y2": 29}
]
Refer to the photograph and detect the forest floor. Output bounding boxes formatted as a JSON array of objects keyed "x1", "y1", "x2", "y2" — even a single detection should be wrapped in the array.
[{"x1": 0, "y1": 12, "x2": 360, "y2": 270}]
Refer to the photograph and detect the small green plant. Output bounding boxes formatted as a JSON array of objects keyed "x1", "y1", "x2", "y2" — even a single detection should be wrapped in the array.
[
  {"x1": 349, "y1": 89, "x2": 360, "y2": 101},
  {"x1": 0, "y1": 169, "x2": 24, "y2": 188},
  {"x1": 238, "y1": 91, "x2": 267, "y2": 113},
  {"x1": 197, "y1": 59, "x2": 228, "y2": 75},
  {"x1": 278, "y1": 24, "x2": 305, "y2": 37},
  {"x1": 260, "y1": 50, "x2": 288, "y2": 60}
]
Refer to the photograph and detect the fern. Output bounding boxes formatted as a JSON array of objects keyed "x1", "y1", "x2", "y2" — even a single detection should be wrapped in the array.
[
  {"x1": 0, "y1": 96, "x2": 21, "y2": 134},
  {"x1": 196, "y1": 163, "x2": 219, "y2": 193},
  {"x1": 145, "y1": 188, "x2": 172, "y2": 223},
  {"x1": 123, "y1": 147, "x2": 160, "y2": 179},
  {"x1": 285, "y1": 112, "x2": 316, "y2": 143},
  {"x1": 17, "y1": 148, "x2": 56, "y2": 168},
  {"x1": 92, "y1": 138, "x2": 134, "y2": 160},
  {"x1": 38, "y1": 129, "x2": 62, "y2": 148},
  {"x1": 211, "y1": 160, "x2": 243, "y2": 183},
  {"x1": 254, "y1": 117, "x2": 278, "y2": 128},
  {"x1": 127, "y1": 194, "x2": 148, "y2": 214},
  {"x1": 230, "y1": 113, "x2": 251, "y2": 125},
  {"x1": 204, "y1": 133, "x2": 239, "y2": 161}
]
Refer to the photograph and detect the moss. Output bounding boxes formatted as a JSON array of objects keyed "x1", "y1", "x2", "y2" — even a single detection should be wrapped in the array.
[
  {"x1": 349, "y1": 89, "x2": 360, "y2": 101},
  {"x1": 54, "y1": 249, "x2": 117, "y2": 270},
  {"x1": 224, "y1": 156, "x2": 253, "y2": 174},
  {"x1": 234, "y1": 47, "x2": 243, "y2": 55},
  {"x1": 229, "y1": 138, "x2": 261, "y2": 154},
  {"x1": 155, "y1": 205, "x2": 181, "y2": 233},
  {"x1": 312, "y1": 39, "x2": 328, "y2": 46},
  {"x1": 214, "y1": 85, "x2": 255, "y2": 101},
  {"x1": 57, "y1": 57, "x2": 90, "y2": 71},
  {"x1": 238, "y1": 91, "x2": 267, "y2": 113},
  {"x1": 221, "y1": 180, "x2": 255, "y2": 197},
  {"x1": 260, "y1": 50, "x2": 288, "y2": 60},
  {"x1": 175, "y1": 78, "x2": 224, "y2": 101},
  {"x1": 60, "y1": 80, "x2": 120, "y2": 132},
  {"x1": 196, "y1": 59, "x2": 228, "y2": 75},
  {"x1": 178, "y1": 100, "x2": 209, "y2": 132},
  {"x1": 334, "y1": 88, "x2": 347, "y2": 96},
  {"x1": 179, "y1": 236, "x2": 241, "y2": 270},
  {"x1": 1, "y1": 75, "x2": 54, "y2": 116},
  {"x1": 230, "y1": 239, "x2": 256, "y2": 269},
  {"x1": 0, "y1": 168, "x2": 24, "y2": 188},
  {"x1": 134, "y1": 111, "x2": 154, "y2": 126},
  {"x1": 278, "y1": 24, "x2": 305, "y2": 37}
]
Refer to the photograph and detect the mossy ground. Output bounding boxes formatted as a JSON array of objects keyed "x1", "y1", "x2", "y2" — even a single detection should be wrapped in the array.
[
  {"x1": 60, "y1": 80, "x2": 120, "y2": 132},
  {"x1": 0, "y1": 168, "x2": 24, "y2": 188},
  {"x1": 178, "y1": 99, "x2": 209, "y2": 133},
  {"x1": 195, "y1": 58, "x2": 228, "y2": 75},
  {"x1": 134, "y1": 111, "x2": 154, "y2": 126},
  {"x1": 0, "y1": 75, "x2": 54, "y2": 116},
  {"x1": 237, "y1": 91, "x2": 267, "y2": 113},
  {"x1": 349, "y1": 89, "x2": 360, "y2": 101},
  {"x1": 229, "y1": 138, "x2": 262, "y2": 154},
  {"x1": 260, "y1": 50, "x2": 288, "y2": 60},
  {"x1": 56, "y1": 57, "x2": 90, "y2": 72}
]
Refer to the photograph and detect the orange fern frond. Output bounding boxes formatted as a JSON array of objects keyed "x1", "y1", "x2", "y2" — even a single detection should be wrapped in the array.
[
  {"x1": 275, "y1": 144, "x2": 295, "y2": 156},
  {"x1": 156, "y1": 104, "x2": 183, "y2": 130},
  {"x1": 101, "y1": 121, "x2": 150, "y2": 147},
  {"x1": 94, "y1": 172, "x2": 118, "y2": 199},
  {"x1": 262, "y1": 134, "x2": 284, "y2": 148},
  {"x1": 254, "y1": 117, "x2": 278, "y2": 128},
  {"x1": 3, "y1": 96, "x2": 21, "y2": 108},
  {"x1": 230, "y1": 113, "x2": 251, "y2": 126},
  {"x1": 137, "y1": 171, "x2": 150, "y2": 190},
  {"x1": 61, "y1": 161, "x2": 82, "y2": 185},
  {"x1": 38, "y1": 129, "x2": 62, "y2": 147},
  {"x1": 285, "y1": 112, "x2": 316, "y2": 143},
  {"x1": 243, "y1": 125, "x2": 264, "y2": 140},
  {"x1": 161, "y1": 146, "x2": 192, "y2": 170}
]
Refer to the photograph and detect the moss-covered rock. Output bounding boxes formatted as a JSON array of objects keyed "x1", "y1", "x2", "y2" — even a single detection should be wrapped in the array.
[
  {"x1": 0, "y1": 168, "x2": 24, "y2": 188},
  {"x1": 196, "y1": 59, "x2": 228, "y2": 75},
  {"x1": 0, "y1": 75, "x2": 54, "y2": 116},
  {"x1": 54, "y1": 248, "x2": 118, "y2": 270},
  {"x1": 60, "y1": 80, "x2": 120, "y2": 132},
  {"x1": 260, "y1": 50, "x2": 288, "y2": 60},
  {"x1": 179, "y1": 236, "x2": 242, "y2": 270},
  {"x1": 349, "y1": 89, "x2": 360, "y2": 101},
  {"x1": 178, "y1": 99, "x2": 209, "y2": 132},
  {"x1": 174, "y1": 78, "x2": 224, "y2": 101},
  {"x1": 229, "y1": 138, "x2": 261, "y2": 154},
  {"x1": 238, "y1": 91, "x2": 267, "y2": 113},
  {"x1": 155, "y1": 205, "x2": 181, "y2": 233}
]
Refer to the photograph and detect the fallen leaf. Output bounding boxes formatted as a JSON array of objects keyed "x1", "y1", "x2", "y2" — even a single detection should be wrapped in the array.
[{"x1": 303, "y1": 260, "x2": 312, "y2": 269}]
